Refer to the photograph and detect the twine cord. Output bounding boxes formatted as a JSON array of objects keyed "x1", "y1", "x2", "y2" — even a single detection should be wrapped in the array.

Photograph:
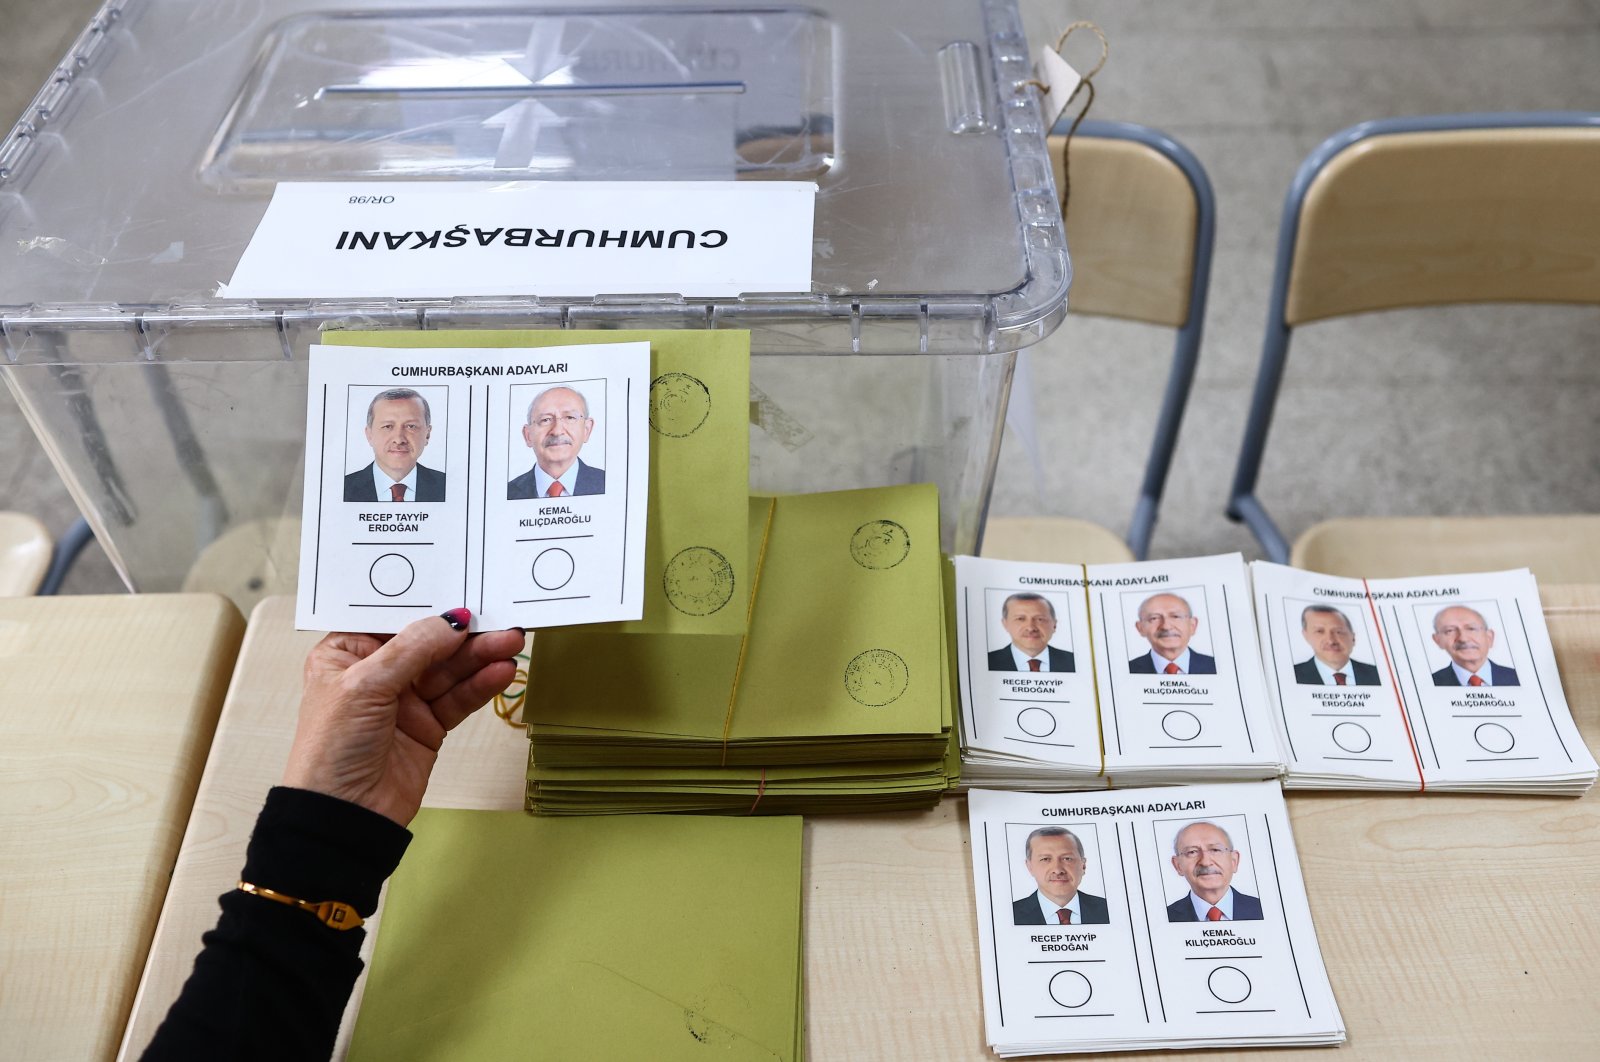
[
  {"x1": 1018, "y1": 20, "x2": 1109, "y2": 218},
  {"x1": 1050, "y1": 22, "x2": 1108, "y2": 219}
]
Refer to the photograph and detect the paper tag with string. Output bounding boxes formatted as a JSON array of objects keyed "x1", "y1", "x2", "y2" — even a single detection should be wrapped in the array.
[
  {"x1": 1029, "y1": 21, "x2": 1108, "y2": 218},
  {"x1": 1028, "y1": 21, "x2": 1107, "y2": 128},
  {"x1": 1033, "y1": 47, "x2": 1082, "y2": 128}
]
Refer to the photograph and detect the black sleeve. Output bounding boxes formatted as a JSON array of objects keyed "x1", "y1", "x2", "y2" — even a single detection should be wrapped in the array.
[{"x1": 141, "y1": 787, "x2": 412, "y2": 1062}]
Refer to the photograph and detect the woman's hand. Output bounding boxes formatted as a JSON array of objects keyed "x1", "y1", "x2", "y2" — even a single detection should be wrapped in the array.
[{"x1": 282, "y1": 609, "x2": 523, "y2": 826}]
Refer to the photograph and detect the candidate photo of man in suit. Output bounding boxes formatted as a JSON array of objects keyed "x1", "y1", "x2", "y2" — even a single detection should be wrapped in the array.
[
  {"x1": 343, "y1": 388, "x2": 445, "y2": 503},
  {"x1": 1129, "y1": 592, "x2": 1216, "y2": 675},
  {"x1": 1430, "y1": 605, "x2": 1519, "y2": 687},
  {"x1": 1012, "y1": 826, "x2": 1110, "y2": 926},
  {"x1": 1294, "y1": 604, "x2": 1381, "y2": 686},
  {"x1": 1166, "y1": 820, "x2": 1262, "y2": 922},
  {"x1": 988, "y1": 592, "x2": 1075, "y2": 673},
  {"x1": 507, "y1": 385, "x2": 606, "y2": 500}
]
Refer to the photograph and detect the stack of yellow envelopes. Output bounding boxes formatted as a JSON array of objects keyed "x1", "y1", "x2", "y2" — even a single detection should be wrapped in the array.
[
  {"x1": 525, "y1": 484, "x2": 960, "y2": 814},
  {"x1": 349, "y1": 810, "x2": 804, "y2": 1061}
]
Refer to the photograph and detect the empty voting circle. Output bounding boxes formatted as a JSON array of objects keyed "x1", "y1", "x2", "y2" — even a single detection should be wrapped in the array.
[
  {"x1": 1331, "y1": 721, "x2": 1373, "y2": 754},
  {"x1": 1048, "y1": 970, "x2": 1093, "y2": 1009},
  {"x1": 1161, "y1": 710, "x2": 1202, "y2": 741},
  {"x1": 532, "y1": 548, "x2": 576, "y2": 591},
  {"x1": 369, "y1": 553, "x2": 415, "y2": 597},
  {"x1": 1017, "y1": 707, "x2": 1057, "y2": 738},
  {"x1": 1207, "y1": 965, "x2": 1252, "y2": 1005},
  {"x1": 1474, "y1": 722, "x2": 1516, "y2": 754}
]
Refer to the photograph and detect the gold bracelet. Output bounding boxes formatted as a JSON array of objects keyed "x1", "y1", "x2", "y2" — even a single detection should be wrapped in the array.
[{"x1": 237, "y1": 880, "x2": 364, "y2": 931}]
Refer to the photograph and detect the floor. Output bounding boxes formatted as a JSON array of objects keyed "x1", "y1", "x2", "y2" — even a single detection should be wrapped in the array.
[
  {"x1": 1, "y1": 0, "x2": 1597, "y2": 594},
  {"x1": 1001, "y1": 0, "x2": 1600, "y2": 563}
]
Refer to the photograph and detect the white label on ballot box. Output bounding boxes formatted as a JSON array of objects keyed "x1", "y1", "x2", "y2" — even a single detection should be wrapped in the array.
[
  {"x1": 295, "y1": 341, "x2": 649, "y2": 634},
  {"x1": 223, "y1": 180, "x2": 816, "y2": 299}
]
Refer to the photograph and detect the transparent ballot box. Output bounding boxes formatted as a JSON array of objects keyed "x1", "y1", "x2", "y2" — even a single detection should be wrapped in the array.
[{"x1": 0, "y1": 0, "x2": 1070, "y2": 605}]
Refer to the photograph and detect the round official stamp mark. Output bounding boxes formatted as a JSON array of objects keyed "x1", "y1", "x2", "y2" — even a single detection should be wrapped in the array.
[
  {"x1": 663, "y1": 546, "x2": 736, "y2": 615},
  {"x1": 849, "y1": 519, "x2": 910, "y2": 570},
  {"x1": 649, "y1": 373, "x2": 712, "y2": 437},
  {"x1": 844, "y1": 649, "x2": 909, "y2": 707}
]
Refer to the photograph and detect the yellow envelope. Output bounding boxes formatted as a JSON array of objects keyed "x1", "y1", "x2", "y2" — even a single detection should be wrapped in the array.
[{"x1": 348, "y1": 809, "x2": 803, "y2": 1061}]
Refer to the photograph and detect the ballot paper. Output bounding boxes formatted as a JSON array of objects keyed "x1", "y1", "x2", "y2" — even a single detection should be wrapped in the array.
[
  {"x1": 968, "y1": 783, "x2": 1344, "y2": 1056},
  {"x1": 322, "y1": 329, "x2": 752, "y2": 635},
  {"x1": 1252, "y1": 562, "x2": 1598, "y2": 794},
  {"x1": 955, "y1": 554, "x2": 1282, "y2": 789},
  {"x1": 295, "y1": 341, "x2": 648, "y2": 632},
  {"x1": 348, "y1": 809, "x2": 803, "y2": 1062}
]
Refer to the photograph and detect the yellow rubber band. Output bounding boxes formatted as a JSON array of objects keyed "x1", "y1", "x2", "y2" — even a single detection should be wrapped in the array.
[
  {"x1": 493, "y1": 660, "x2": 531, "y2": 729},
  {"x1": 720, "y1": 497, "x2": 778, "y2": 764}
]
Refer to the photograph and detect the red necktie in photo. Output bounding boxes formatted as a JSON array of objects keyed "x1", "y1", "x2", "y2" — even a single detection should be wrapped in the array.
[
  {"x1": 547, "y1": 481, "x2": 566, "y2": 498},
  {"x1": 1028, "y1": 659, "x2": 1041, "y2": 672},
  {"x1": 390, "y1": 483, "x2": 405, "y2": 502},
  {"x1": 1056, "y1": 908, "x2": 1072, "y2": 924},
  {"x1": 1334, "y1": 672, "x2": 1347, "y2": 686},
  {"x1": 1207, "y1": 906, "x2": 1224, "y2": 922},
  {"x1": 1468, "y1": 674, "x2": 1485, "y2": 687},
  {"x1": 1164, "y1": 662, "x2": 1180, "y2": 675}
]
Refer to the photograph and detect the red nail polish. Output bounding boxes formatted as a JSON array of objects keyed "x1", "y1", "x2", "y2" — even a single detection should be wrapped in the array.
[{"x1": 441, "y1": 608, "x2": 471, "y2": 631}]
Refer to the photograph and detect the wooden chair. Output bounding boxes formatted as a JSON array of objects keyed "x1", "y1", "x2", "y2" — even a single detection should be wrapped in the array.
[
  {"x1": 983, "y1": 119, "x2": 1215, "y2": 564},
  {"x1": 1226, "y1": 112, "x2": 1600, "y2": 582},
  {"x1": 0, "y1": 512, "x2": 51, "y2": 595}
]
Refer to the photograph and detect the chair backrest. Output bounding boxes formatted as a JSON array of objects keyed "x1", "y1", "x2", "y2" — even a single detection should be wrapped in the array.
[
  {"x1": 1228, "y1": 112, "x2": 1600, "y2": 561},
  {"x1": 0, "y1": 512, "x2": 51, "y2": 596},
  {"x1": 1049, "y1": 127, "x2": 1201, "y2": 327},
  {"x1": 1042, "y1": 120, "x2": 1215, "y2": 558},
  {"x1": 1286, "y1": 126, "x2": 1600, "y2": 325}
]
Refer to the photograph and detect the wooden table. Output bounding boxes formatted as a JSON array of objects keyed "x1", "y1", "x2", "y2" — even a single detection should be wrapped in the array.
[
  {"x1": 120, "y1": 589, "x2": 1600, "y2": 1060},
  {"x1": 0, "y1": 594, "x2": 244, "y2": 1062}
]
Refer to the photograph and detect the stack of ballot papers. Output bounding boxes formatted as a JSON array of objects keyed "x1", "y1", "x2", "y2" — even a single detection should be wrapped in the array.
[
  {"x1": 524, "y1": 483, "x2": 960, "y2": 814},
  {"x1": 968, "y1": 782, "x2": 1344, "y2": 1056},
  {"x1": 1251, "y1": 562, "x2": 1598, "y2": 794},
  {"x1": 348, "y1": 810, "x2": 803, "y2": 1061},
  {"x1": 953, "y1": 554, "x2": 1284, "y2": 790}
]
